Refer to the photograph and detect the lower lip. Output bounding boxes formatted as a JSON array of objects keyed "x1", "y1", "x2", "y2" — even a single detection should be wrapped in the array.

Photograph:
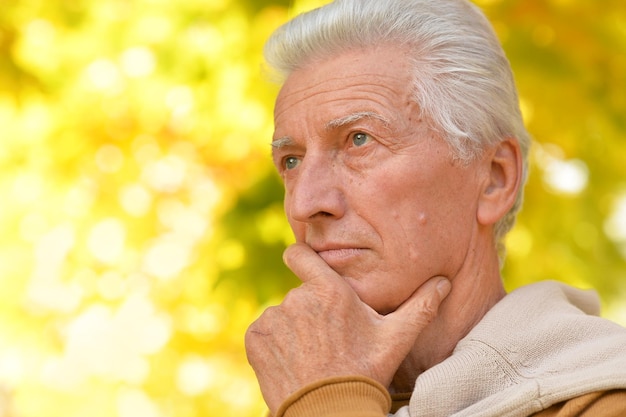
[{"x1": 317, "y1": 248, "x2": 365, "y2": 266}]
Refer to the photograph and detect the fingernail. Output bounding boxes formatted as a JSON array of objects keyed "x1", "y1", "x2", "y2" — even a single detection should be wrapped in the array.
[{"x1": 437, "y1": 278, "x2": 451, "y2": 297}]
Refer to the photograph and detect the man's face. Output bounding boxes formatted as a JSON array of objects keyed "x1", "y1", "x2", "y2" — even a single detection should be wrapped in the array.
[{"x1": 272, "y1": 45, "x2": 485, "y2": 314}]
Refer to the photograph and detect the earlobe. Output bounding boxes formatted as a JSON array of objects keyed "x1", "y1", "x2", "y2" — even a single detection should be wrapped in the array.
[{"x1": 477, "y1": 138, "x2": 523, "y2": 226}]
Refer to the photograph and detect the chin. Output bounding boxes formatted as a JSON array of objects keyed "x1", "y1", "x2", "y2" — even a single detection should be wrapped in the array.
[
  {"x1": 342, "y1": 275, "x2": 407, "y2": 314},
  {"x1": 377, "y1": 304, "x2": 400, "y2": 316},
  {"x1": 354, "y1": 287, "x2": 397, "y2": 314}
]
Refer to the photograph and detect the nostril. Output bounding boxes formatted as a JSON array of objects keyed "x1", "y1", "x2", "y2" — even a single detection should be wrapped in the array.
[{"x1": 307, "y1": 210, "x2": 334, "y2": 220}]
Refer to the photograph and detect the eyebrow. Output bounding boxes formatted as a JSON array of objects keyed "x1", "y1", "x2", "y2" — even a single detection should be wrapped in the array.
[
  {"x1": 270, "y1": 111, "x2": 391, "y2": 150},
  {"x1": 325, "y1": 111, "x2": 391, "y2": 130},
  {"x1": 271, "y1": 136, "x2": 294, "y2": 150}
]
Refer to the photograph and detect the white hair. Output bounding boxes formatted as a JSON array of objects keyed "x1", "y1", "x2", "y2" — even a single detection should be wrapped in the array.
[{"x1": 264, "y1": 0, "x2": 531, "y2": 258}]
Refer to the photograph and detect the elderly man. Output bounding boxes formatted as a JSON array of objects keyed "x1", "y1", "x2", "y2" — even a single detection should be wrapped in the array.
[{"x1": 245, "y1": 0, "x2": 626, "y2": 416}]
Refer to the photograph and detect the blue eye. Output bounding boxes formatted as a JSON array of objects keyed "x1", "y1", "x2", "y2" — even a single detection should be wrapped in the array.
[
  {"x1": 284, "y1": 156, "x2": 300, "y2": 170},
  {"x1": 352, "y1": 132, "x2": 372, "y2": 147}
]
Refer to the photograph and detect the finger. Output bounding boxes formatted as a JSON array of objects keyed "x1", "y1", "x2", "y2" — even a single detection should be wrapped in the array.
[
  {"x1": 283, "y1": 243, "x2": 341, "y2": 284},
  {"x1": 384, "y1": 276, "x2": 451, "y2": 335}
]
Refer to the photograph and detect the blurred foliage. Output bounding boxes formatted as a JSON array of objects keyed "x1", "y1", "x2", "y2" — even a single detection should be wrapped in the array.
[{"x1": 0, "y1": 0, "x2": 624, "y2": 416}]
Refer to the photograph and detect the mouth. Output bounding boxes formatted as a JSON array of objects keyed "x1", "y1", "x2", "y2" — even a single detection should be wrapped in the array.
[{"x1": 313, "y1": 245, "x2": 367, "y2": 269}]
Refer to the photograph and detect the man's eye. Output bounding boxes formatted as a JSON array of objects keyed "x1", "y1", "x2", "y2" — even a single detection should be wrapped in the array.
[
  {"x1": 351, "y1": 132, "x2": 372, "y2": 147},
  {"x1": 284, "y1": 156, "x2": 301, "y2": 170}
]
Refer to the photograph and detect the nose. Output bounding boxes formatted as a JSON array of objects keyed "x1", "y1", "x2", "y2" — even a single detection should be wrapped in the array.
[{"x1": 285, "y1": 154, "x2": 346, "y2": 224}]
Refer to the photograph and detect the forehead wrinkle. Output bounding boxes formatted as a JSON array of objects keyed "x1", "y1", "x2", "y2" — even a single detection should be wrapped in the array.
[{"x1": 276, "y1": 72, "x2": 404, "y2": 117}]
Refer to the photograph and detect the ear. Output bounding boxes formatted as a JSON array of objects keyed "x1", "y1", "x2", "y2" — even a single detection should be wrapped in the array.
[{"x1": 477, "y1": 138, "x2": 523, "y2": 226}]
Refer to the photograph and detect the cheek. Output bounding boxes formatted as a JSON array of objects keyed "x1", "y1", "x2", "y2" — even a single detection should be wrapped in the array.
[
  {"x1": 286, "y1": 217, "x2": 306, "y2": 242},
  {"x1": 419, "y1": 202, "x2": 477, "y2": 271},
  {"x1": 284, "y1": 195, "x2": 303, "y2": 239},
  {"x1": 386, "y1": 203, "x2": 470, "y2": 273}
]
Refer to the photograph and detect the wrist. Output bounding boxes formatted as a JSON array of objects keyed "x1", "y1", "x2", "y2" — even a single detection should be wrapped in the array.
[{"x1": 275, "y1": 375, "x2": 391, "y2": 417}]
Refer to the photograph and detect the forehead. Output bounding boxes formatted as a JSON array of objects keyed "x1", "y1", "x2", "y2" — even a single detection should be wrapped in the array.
[{"x1": 273, "y1": 45, "x2": 414, "y2": 131}]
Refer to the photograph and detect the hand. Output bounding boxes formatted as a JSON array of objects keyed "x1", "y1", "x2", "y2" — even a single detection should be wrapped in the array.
[{"x1": 245, "y1": 243, "x2": 451, "y2": 415}]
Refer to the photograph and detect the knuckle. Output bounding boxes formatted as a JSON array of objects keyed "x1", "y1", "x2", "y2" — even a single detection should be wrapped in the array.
[
  {"x1": 413, "y1": 298, "x2": 438, "y2": 326},
  {"x1": 245, "y1": 307, "x2": 277, "y2": 341},
  {"x1": 282, "y1": 286, "x2": 300, "y2": 302},
  {"x1": 245, "y1": 307, "x2": 281, "y2": 360},
  {"x1": 281, "y1": 287, "x2": 304, "y2": 310},
  {"x1": 244, "y1": 320, "x2": 262, "y2": 349}
]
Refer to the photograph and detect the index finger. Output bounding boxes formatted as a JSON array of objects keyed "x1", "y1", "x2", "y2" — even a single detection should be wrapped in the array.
[{"x1": 283, "y1": 243, "x2": 341, "y2": 284}]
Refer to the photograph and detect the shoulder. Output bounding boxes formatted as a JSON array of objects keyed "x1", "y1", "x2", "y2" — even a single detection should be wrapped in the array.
[{"x1": 533, "y1": 390, "x2": 626, "y2": 417}]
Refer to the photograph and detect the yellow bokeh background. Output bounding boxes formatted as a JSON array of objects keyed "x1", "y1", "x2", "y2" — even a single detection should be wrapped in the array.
[{"x1": 0, "y1": 0, "x2": 625, "y2": 416}]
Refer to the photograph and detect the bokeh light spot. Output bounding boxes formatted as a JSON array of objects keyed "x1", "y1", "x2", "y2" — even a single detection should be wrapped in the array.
[
  {"x1": 120, "y1": 46, "x2": 156, "y2": 78},
  {"x1": 119, "y1": 183, "x2": 153, "y2": 217},
  {"x1": 142, "y1": 236, "x2": 191, "y2": 280},
  {"x1": 165, "y1": 85, "x2": 194, "y2": 116},
  {"x1": 117, "y1": 388, "x2": 163, "y2": 417},
  {"x1": 88, "y1": 218, "x2": 127, "y2": 264},
  {"x1": 142, "y1": 155, "x2": 187, "y2": 193},
  {"x1": 86, "y1": 59, "x2": 123, "y2": 91},
  {"x1": 543, "y1": 158, "x2": 589, "y2": 195},
  {"x1": 12, "y1": 173, "x2": 44, "y2": 205},
  {"x1": 176, "y1": 354, "x2": 215, "y2": 396}
]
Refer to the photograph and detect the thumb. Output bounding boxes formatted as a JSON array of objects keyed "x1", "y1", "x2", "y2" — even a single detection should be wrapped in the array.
[{"x1": 384, "y1": 276, "x2": 451, "y2": 338}]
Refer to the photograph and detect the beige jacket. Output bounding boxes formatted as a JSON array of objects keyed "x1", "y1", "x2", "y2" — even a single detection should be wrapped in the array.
[{"x1": 275, "y1": 281, "x2": 626, "y2": 417}]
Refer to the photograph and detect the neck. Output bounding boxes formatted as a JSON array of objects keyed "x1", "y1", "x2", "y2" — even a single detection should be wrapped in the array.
[{"x1": 390, "y1": 234, "x2": 506, "y2": 394}]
